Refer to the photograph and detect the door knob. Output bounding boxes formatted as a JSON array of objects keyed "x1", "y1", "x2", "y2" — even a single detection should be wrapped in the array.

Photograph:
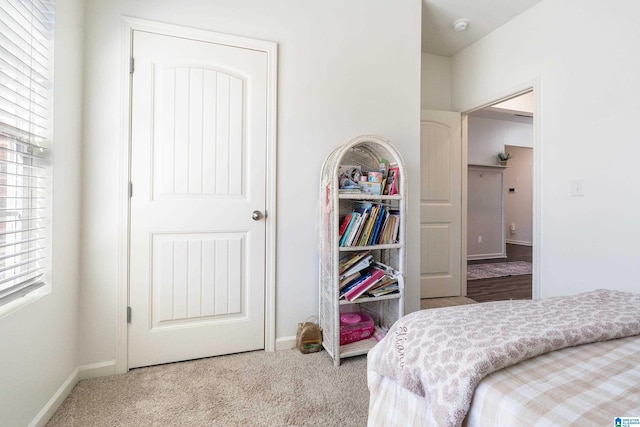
[{"x1": 252, "y1": 210, "x2": 263, "y2": 221}]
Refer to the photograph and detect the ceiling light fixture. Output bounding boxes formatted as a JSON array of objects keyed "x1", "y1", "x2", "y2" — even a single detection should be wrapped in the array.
[{"x1": 453, "y1": 18, "x2": 469, "y2": 32}]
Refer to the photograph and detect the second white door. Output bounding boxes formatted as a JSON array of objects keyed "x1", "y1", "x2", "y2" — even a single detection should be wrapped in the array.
[
  {"x1": 128, "y1": 30, "x2": 268, "y2": 368},
  {"x1": 420, "y1": 110, "x2": 463, "y2": 298}
]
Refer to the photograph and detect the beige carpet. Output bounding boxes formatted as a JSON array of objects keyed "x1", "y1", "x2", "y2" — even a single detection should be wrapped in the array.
[
  {"x1": 48, "y1": 299, "x2": 475, "y2": 426},
  {"x1": 46, "y1": 350, "x2": 368, "y2": 427}
]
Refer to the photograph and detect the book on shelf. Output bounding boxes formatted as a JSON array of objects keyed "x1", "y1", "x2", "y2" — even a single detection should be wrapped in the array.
[
  {"x1": 339, "y1": 271, "x2": 372, "y2": 299},
  {"x1": 343, "y1": 213, "x2": 364, "y2": 247},
  {"x1": 357, "y1": 204, "x2": 379, "y2": 246},
  {"x1": 343, "y1": 266, "x2": 385, "y2": 301},
  {"x1": 378, "y1": 215, "x2": 391, "y2": 244},
  {"x1": 377, "y1": 210, "x2": 400, "y2": 245},
  {"x1": 339, "y1": 253, "x2": 373, "y2": 280},
  {"x1": 339, "y1": 251, "x2": 371, "y2": 275},
  {"x1": 338, "y1": 213, "x2": 353, "y2": 239},
  {"x1": 369, "y1": 205, "x2": 386, "y2": 245},
  {"x1": 350, "y1": 211, "x2": 368, "y2": 246},
  {"x1": 340, "y1": 255, "x2": 373, "y2": 279},
  {"x1": 339, "y1": 212, "x2": 360, "y2": 247},
  {"x1": 360, "y1": 262, "x2": 401, "y2": 298},
  {"x1": 371, "y1": 261, "x2": 401, "y2": 278},
  {"x1": 365, "y1": 281, "x2": 399, "y2": 297},
  {"x1": 368, "y1": 276, "x2": 397, "y2": 291},
  {"x1": 389, "y1": 211, "x2": 400, "y2": 242},
  {"x1": 374, "y1": 209, "x2": 390, "y2": 245},
  {"x1": 339, "y1": 272, "x2": 361, "y2": 290},
  {"x1": 339, "y1": 188, "x2": 361, "y2": 194},
  {"x1": 387, "y1": 216, "x2": 399, "y2": 244},
  {"x1": 349, "y1": 202, "x2": 372, "y2": 247},
  {"x1": 354, "y1": 201, "x2": 372, "y2": 217}
]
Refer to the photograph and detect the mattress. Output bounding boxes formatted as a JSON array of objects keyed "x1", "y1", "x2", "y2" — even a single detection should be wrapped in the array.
[{"x1": 368, "y1": 335, "x2": 640, "y2": 426}]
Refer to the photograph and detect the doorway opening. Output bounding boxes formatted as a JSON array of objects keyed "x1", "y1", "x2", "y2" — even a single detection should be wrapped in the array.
[{"x1": 465, "y1": 90, "x2": 534, "y2": 303}]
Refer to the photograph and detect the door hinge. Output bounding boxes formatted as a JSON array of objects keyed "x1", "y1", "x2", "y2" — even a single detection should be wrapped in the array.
[
  {"x1": 129, "y1": 182, "x2": 133, "y2": 198},
  {"x1": 130, "y1": 57, "x2": 135, "y2": 74},
  {"x1": 127, "y1": 306, "x2": 132, "y2": 323}
]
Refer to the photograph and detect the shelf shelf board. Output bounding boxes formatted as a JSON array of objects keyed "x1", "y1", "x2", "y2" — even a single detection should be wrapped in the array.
[
  {"x1": 338, "y1": 193, "x2": 402, "y2": 200},
  {"x1": 468, "y1": 163, "x2": 508, "y2": 169},
  {"x1": 339, "y1": 336, "x2": 378, "y2": 358},
  {"x1": 339, "y1": 243, "x2": 402, "y2": 251},
  {"x1": 340, "y1": 292, "x2": 401, "y2": 305}
]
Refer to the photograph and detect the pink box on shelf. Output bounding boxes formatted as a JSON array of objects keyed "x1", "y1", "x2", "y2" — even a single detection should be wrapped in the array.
[{"x1": 339, "y1": 312, "x2": 374, "y2": 345}]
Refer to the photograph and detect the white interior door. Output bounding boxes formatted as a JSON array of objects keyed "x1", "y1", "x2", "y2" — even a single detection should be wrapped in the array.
[
  {"x1": 420, "y1": 110, "x2": 463, "y2": 298},
  {"x1": 128, "y1": 30, "x2": 268, "y2": 368}
]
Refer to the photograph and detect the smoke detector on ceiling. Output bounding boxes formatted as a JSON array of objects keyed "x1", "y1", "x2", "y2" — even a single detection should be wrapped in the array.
[{"x1": 453, "y1": 18, "x2": 469, "y2": 32}]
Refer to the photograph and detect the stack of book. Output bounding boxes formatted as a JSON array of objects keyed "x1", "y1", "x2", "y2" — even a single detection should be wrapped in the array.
[
  {"x1": 364, "y1": 277, "x2": 399, "y2": 298},
  {"x1": 338, "y1": 253, "x2": 400, "y2": 302},
  {"x1": 339, "y1": 202, "x2": 400, "y2": 247}
]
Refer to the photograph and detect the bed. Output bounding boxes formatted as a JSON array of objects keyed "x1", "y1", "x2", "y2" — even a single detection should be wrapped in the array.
[{"x1": 366, "y1": 289, "x2": 640, "y2": 426}]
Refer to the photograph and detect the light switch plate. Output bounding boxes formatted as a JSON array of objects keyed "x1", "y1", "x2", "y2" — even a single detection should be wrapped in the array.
[{"x1": 571, "y1": 180, "x2": 585, "y2": 196}]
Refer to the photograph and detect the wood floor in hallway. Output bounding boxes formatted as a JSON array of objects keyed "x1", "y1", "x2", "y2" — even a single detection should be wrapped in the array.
[{"x1": 466, "y1": 244, "x2": 532, "y2": 303}]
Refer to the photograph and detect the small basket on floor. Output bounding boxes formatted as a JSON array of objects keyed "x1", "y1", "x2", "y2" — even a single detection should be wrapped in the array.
[{"x1": 296, "y1": 316, "x2": 323, "y2": 354}]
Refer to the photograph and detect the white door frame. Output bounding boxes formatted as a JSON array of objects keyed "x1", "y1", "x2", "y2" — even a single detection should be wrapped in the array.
[
  {"x1": 116, "y1": 17, "x2": 278, "y2": 373},
  {"x1": 459, "y1": 80, "x2": 540, "y2": 301}
]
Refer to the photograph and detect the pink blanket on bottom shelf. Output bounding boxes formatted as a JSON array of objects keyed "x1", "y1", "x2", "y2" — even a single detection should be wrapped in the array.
[{"x1": 367, "y1": 289, "x2": 640, "y2": 427}]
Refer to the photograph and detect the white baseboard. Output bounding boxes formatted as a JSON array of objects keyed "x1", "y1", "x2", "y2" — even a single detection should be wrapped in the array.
[
  {"x1": 506, "y1": 240, "x2": 532, "y2": 246},
  {"x1": 79, "y1": 360, "x2": 117, "y2": 380},
  {"x1": 275, "y1": 336, "x2": 296, "y2": 351},
  {"x1": 467, "y1": 253, "x2": 507, "y2": 261},
  {"x1": 29, "y1": 368, "x2": 79, "y2": 427},
  {"x1": 28, "y1": 360, "x2": 117, "y2": 427}
]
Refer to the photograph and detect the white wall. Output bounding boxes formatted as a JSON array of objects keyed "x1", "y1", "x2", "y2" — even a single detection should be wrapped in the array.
[
  {"x1": 505, "y1": 146, "x2": 533, "y2": 246},
  {"x1": 467, "y1": 116, "x2": 533, "y2": 165},
  {"x1": 421, "y1": 52, "x2": 451, "y2": 110},
  {"x1": 80, "y1": 0, "x2": 422, "y2": 367},
  {"x1": 453, "y1": 0, "x2": 640, "y2": 297},
  {"x1": 467, "y1": 167, "x2": 505, "y2": 259},
  {"x1": 0, "y1": 0, "x2": 84, "y2": 424}
]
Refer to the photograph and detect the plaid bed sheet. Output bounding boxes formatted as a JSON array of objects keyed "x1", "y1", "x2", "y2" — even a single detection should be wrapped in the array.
[{"x1": 368, "y1": 335, "x2": 640, "y2": 426}]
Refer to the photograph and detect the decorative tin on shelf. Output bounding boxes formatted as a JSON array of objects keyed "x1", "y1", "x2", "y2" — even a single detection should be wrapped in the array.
[{"x1": 339, "y1": 312, "x2": 374, "y2": 345}]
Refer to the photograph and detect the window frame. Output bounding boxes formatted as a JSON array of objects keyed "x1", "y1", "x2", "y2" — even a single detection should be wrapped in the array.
[{"x1": 0, "y1": 0, "x2": 55, "y2": 314}]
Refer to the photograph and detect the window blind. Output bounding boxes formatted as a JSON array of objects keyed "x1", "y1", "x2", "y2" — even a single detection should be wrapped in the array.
[{"x1": 0, "y1": 0, "x2": 54, "y2": 306}]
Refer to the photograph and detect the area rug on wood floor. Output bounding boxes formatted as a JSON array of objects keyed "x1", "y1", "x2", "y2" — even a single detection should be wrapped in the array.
[{"x1": 467, "y1": 261, "x2": 532, "y2": 280}]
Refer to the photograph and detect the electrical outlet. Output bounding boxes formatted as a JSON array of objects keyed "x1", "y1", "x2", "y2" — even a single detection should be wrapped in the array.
[{"x1": 477, "y1": 235, "x2": 483, "y2": 244}]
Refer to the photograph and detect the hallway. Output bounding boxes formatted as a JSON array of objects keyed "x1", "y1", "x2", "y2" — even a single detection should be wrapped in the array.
[{"x1": 466, "y1": 244, "x2": 532, "y2": 303}]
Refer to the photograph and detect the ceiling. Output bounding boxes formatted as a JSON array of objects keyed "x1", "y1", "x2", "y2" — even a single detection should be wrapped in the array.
[
  {"x1": 422, "y1": 0, "x2": 542, "y2": 57},
  {"x1": 469, "y1": 91, "x2": 534, "y2": 122}
]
